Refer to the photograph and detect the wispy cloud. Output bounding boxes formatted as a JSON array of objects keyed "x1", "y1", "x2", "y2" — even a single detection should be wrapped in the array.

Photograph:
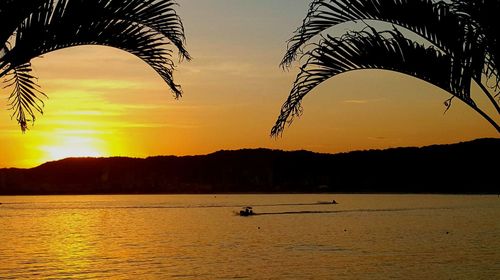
[
  {"x1": 343, "y1": 99, "x2": 369, "y2": 104},
  {"x1": 55, "y1": 110, "x2": 121, "y2": 117},
  {"x1": 343, "y1": 98, "x2": 386, "y2": 104},
  {"x1": 41, "y1": 119, "x2": 198, "y2": 129},
  {"x1": 119, "y1": 123, "x2": 199, "y2": 129},
  {"x1": 44, "y1": 78, "x2": 143, "y2": 91},
  {"x1": 367, "y1": 136, "x2": 402, "y2": 144},
  {"x1": 49, "y1": 129, "x2": 112, "y2": 136},
  {"x1": 120, "y1": 104, "x2": 203, "y2": 111}
]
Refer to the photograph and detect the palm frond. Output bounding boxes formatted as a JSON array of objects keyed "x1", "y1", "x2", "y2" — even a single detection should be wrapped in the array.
[
  {"x1": 37, "y1": 0, "x2": 190, "y2": 61},
  {"x1": 0, "y1": 0, "x2": 51, "y2": 46},
  {"x1": 99, "y1": 0, "x2": 191, "y2": 60},
  {"x1": 452, "y1": 0, "x2": 500, "y2": 91},
  {"x1": 3, "y1": 63, "x2": 46, "y2": 132},
  {"x1": 281, "y1": 0, "x2": 470, "y2": 68},
  {"x1": 2, "y1": 0, "x2": 187, "y2": 98},
  {"x1": 272, "y1": 28, "x2": 477, "y2": 136}
]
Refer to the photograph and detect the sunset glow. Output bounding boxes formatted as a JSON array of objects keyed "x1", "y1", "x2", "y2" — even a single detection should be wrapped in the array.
[
  {"x1": 40, "y1": 135, "x2": 105, "y2": 162},
  {"x1": 1, "y1": 1, "x2": 499, "y2": 280},
  {"x1": 0, "y1": 0, "x2": 497, "y2": 169}
]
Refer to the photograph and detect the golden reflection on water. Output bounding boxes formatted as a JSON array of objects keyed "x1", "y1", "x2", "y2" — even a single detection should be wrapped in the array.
[
  {"x1": 0, "y1": 195, "x2": 499, "y2": 279},
  {"x1": 48, "y1": 212, "x2": 97, "y2": 273}
]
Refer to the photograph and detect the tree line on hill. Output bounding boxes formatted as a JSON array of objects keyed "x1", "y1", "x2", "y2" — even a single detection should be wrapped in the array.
[{"x1": 0, "y1": 138, "x2": 498, "y2": 195}]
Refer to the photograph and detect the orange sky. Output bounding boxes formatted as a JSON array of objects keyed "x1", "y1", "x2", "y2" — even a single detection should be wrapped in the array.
[{"x1": 0, "y1": 0, "x2": 497, "y2": 168}]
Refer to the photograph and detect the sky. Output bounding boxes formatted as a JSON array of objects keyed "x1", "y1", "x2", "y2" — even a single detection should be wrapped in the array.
[{"x1": 0, "y1": 0, "x2": 498, "y2": 168}]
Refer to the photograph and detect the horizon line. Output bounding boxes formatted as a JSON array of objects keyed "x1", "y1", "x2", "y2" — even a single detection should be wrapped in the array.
[{"x1": 3, "y1": 137, "x2": 497, "y2": 170}]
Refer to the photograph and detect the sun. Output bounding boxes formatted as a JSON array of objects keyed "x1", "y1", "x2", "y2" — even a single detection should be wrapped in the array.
[{"x1": 41, "y1": 135, "x2": 105, "y2": 162}]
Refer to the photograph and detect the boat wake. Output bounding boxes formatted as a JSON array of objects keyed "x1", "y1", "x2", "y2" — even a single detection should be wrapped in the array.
[
  {"x1": 252, "y1": 207, "x2": 457, "y2": 216},
  {"x1": 0, "y1": 201, "x2": 339, "y2": 210}
]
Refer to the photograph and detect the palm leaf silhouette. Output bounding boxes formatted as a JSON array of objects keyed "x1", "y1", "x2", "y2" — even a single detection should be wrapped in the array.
[
  {"x1": 0, "y1": 0, "x2": 189, "y2": 131},
  {"x1": 281, "y1": 0, "x2": 468, "y2": 68},
  {"x1": 274, "y1": 0, "x2": 500, "y2": 136},
  {"x1": 4, "y1": 63, "x2": 46, "y2": 132},
  {"x1": 0, "y1": 0, "x2": 47, "y2": 46},
  {"x1": 452, "y1": 0, "x2": 500, "y2": 91}
]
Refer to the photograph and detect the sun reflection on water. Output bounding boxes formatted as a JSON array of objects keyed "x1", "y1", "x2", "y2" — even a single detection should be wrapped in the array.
[
  {"x1": 1, "y1": 195, "x2": 499, "y2": 279},
  {"x1": 48, "y1": 212, "x2": 98, "y2": 274}
]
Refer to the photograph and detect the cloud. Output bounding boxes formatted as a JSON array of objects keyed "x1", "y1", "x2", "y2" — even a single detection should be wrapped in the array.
[
  {"x1": 343, "y1": 98, "x2": 386, "y2": 104},
  {"x1": 55, "y1": 110, "x2": 121, "y2": 117},
  {"x1": 343, "y1": 99, "x2": 369, "y2": 104},
  {"x1": 44, "y1": 78, "x2": 144, "y2": 91},
  {"x1": 40, "y1": 119, "x2": 198, "y2": 129}
]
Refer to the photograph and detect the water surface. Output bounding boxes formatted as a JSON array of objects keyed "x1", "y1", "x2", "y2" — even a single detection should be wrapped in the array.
[{"x1": 1, "y1": 194, "x2": 499, "y2": 279}]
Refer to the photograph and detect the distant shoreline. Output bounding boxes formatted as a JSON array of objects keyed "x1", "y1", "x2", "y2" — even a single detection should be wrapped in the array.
[
  {"x1": 1, "y1": 192, "x2": 499, "y2": 197},
  {"x1": 1, "y1": 138, "x2": 498, "y2": 196}
]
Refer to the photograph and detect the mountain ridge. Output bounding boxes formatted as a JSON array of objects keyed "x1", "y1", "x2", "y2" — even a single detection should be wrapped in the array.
[{"x1": 0, "y1": 138, "x2": 498, "y2": 195}]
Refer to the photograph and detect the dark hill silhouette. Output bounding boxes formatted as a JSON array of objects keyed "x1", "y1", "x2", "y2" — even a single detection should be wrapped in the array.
[{"x1": 0, "y1": 138, "x2": 498, "y2": 195}]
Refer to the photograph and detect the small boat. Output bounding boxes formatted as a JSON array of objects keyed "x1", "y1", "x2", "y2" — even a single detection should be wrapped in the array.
[
  {"x1": 317, "y1": 200, "x2": 338, "y2": 205},
  {"x1": 239, "y1": 206, "x2": 254, "y2": 216}
]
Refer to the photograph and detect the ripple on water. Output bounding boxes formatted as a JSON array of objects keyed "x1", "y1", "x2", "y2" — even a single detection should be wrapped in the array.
[{"x1": 0, "y1": 194, "x2": 499, "y2": 279}]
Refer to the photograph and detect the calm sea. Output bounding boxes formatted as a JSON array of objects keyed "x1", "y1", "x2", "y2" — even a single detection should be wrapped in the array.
[{"x1": 0, "y1": 194, "x2": 499, "y2": 279}]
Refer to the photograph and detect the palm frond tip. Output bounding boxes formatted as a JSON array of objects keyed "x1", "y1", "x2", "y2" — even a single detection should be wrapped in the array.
[
  {"x1": 0, "y1": 0, "x2": 190, "y2": 131},
  {"x1": 276, "y1": 0, "x2": 500, "y2": 135},
  {"x1": 273, "y1": 29, "x2": 481, "y2": 136},
  {"x1": 281, "y1": 0, "x2": 467, "y2": 68},
  {"x1": 4, "y1": 63, "x2": 46, "y2": 132}
]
